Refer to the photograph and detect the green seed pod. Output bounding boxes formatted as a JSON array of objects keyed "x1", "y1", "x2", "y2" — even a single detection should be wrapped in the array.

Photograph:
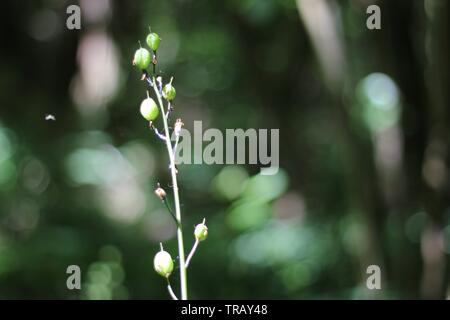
[
  {"x1": 140, "y1": 96, "x2": 159, "y2": 121},
  {"x1": 194, "y1": 223, "x2": 208, "y2": 241},
  {"x1": 133, "y1": 48, "x2": 151, "y2": 70},
  {"x1": 163, "y1": 83, "x2": 176, "y2": 101},
  {"x1": 146, "y1": 32, "x2": 161, "y2": 52},
  {"x1": 153, "y1": 250, "x2": 174, "y2": 278}
]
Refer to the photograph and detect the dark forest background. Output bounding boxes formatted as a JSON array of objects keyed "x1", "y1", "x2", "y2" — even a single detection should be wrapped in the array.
[{"x1": 0, "y1": 0, "x2": 449, "y2": 299}]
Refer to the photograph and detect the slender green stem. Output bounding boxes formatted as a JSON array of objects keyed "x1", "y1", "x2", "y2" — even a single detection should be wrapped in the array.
[
  {"x1": 152, "y1": 77, "x2": 188, "y2": 300},
  {"x1": 162, "y1": 198, "x2": 181, "y2": 228},
  {"x1": 185, "y1": 239, "x2": 199, "y2": 268},
  {"x1": 166, "y1": 278, "x2": 178, "y2": 300}
]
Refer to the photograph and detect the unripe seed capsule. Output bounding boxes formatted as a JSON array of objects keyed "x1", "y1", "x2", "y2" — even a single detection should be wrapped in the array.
[
  {"x1": 163, "y1": 83, "x2": 176, "y2": 101},
  {"x1": 140, "y1": 96, "x2": 159, "y2": 121},
  {"x1": 146, "y1": 33, "x2": 161, "y2": 52},
  {"x1": 153, "y1": 250, "x2": 174, "y2": 278},
  {"x1": 133, "y1": 48, "x2": 151, "y2": 70},
  {"x1": 194, "y1": 223, "x2": 208, "y2": 241}
]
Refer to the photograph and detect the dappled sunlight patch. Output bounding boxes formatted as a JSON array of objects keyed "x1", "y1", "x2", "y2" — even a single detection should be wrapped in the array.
[
  {"x1": 356, "y1": 73, "x2": 401, "y2": 133},
  {"x1": 212, "y1": 165, "x2": 249, "y2": 202},
  {"x1": 241, "y1": 169, "x2": 288, "y2": 202},
  {"x1": 83, "y1": 245, "x2": 128, "y2": 300},
  {"x1": 64, "y1": 133, "x2": 157, "y2": 224},
  {"x1": 226, "y1": 200, "x2": 272, "y2": 232}
]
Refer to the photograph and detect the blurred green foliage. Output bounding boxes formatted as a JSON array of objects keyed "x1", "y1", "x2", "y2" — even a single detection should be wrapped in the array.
[{"x1": 0, "y1": 0, "x2": 449, "y2": 299}]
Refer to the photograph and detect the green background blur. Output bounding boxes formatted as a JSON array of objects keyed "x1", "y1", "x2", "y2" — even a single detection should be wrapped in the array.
[{"x1": 0, "y1": 0, "x2": 449, "y2": 299}]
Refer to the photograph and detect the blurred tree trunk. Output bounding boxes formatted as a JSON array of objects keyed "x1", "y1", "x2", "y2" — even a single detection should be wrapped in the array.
[
  {"x1": 296, "y1": 0, "x2": 385, "y2": 296},
  {"x1": 420, "y1": 0, "x2": 449, "y2": 299}
]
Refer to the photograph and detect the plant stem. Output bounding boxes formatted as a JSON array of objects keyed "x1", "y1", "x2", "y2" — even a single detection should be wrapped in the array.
[
  {"x1": 152, "y1": 77, "x2": 188, "y2": 300},
  {"x1": 166, "y1": 278, "x2": 179, "y2": 300},
  {"x1": 162, "y1": 198, "x2": 181, "y2": 228},
  {"x1": 185, "y1": 239, "x2": 199, "y2": 268}
]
